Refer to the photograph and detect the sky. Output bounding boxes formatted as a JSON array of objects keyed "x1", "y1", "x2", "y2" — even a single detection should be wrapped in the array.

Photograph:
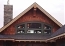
[{"x1": 0, "y1": 0, "x2": 64, "y2": 28}]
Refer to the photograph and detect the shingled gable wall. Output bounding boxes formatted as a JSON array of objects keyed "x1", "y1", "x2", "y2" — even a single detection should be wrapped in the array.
[{"x1": 1, "y1": 8, "x2": 60, "y2": 35}]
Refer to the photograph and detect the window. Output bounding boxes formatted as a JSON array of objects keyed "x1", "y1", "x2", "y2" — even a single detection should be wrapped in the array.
[
  {"x1": 16, "y1": 22, "x2": 52, "y2": 35},
  {"x1": 43, "y1": 24, "x2": 51, "y2": 34},
  {"x1": 27, "y1": 23, "x2": 42, "y2": 34},
  {"x1": 17, "y1": 24, "x2": 25, "y2": 34}
]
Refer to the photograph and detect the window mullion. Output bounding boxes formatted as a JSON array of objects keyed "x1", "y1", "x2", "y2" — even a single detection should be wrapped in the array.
[
  {"x1": 25, "y1": 23, "x2": 27, "y2": 34},
  {"x1": 41, "y1": 23, "x2": 43, "y2": 34}
]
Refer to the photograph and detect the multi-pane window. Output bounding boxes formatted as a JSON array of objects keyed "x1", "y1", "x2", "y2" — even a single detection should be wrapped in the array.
[
  {"x1": 17, "y1": 24, "x2": 25, "y2": 34},
  {"x1": 16, "y1": 22, "x2": 52, "y2": 35},
  {"x1": 27, "y1": 23, "x2": 42, "y2": 34},
  {"x1": 44, "y1": 25, "x2": 51, "y2": 34}
]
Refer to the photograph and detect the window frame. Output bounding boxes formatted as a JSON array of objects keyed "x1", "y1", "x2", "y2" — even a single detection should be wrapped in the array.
[
  {"x1": 43, "y1": 23, "x2": 52, "y2": 35},
  {"x1": 16, "y1": 21, "x2": 52, "y2": 35},
  {"x1": 26, "y1": 22, "x2": 42, "y2": 34},
  {"x1": 16, "y1": 23, "x2": 26, "y2": 34}
]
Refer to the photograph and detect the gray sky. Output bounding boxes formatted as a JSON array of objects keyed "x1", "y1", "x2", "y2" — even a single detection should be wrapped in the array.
[{"x1": 0, "y1": 0, "x2": 64, "y2": 28}]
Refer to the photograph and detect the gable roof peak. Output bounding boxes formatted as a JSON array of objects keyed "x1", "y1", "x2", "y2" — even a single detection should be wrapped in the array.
[
  {"x1": 33, "y1": 3, "x2": 37, "y2": 8},
  {"x1": 0, "y1": 2, "x2": 62, "y2": 32}
]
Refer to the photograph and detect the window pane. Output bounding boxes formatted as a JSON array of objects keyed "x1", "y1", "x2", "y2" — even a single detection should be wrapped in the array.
[
  {"x1": 44, "y1": 30, "x2": 51, "y2": 34},
  {"x1": 35, "y1": 30, "x2": 41, "y2": 34},
  {"x1": 17, "y1": 30, "x2": 25, "y2": 33},
  {"x1": 27, "y1": 30, "x2": 41, "y2": 34},
  {"x1": 27, "y1": 23, "x2": 41, "y2": 28},
  {"x1": 44, "y1": 25, "x2": 51, "y2": 29},
  {"x1": 27, "y1": 30, "x2": 34, "y2": 33},
  {"x1": 17, "y1": 24, "x2": 25, "y2": 28}
]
